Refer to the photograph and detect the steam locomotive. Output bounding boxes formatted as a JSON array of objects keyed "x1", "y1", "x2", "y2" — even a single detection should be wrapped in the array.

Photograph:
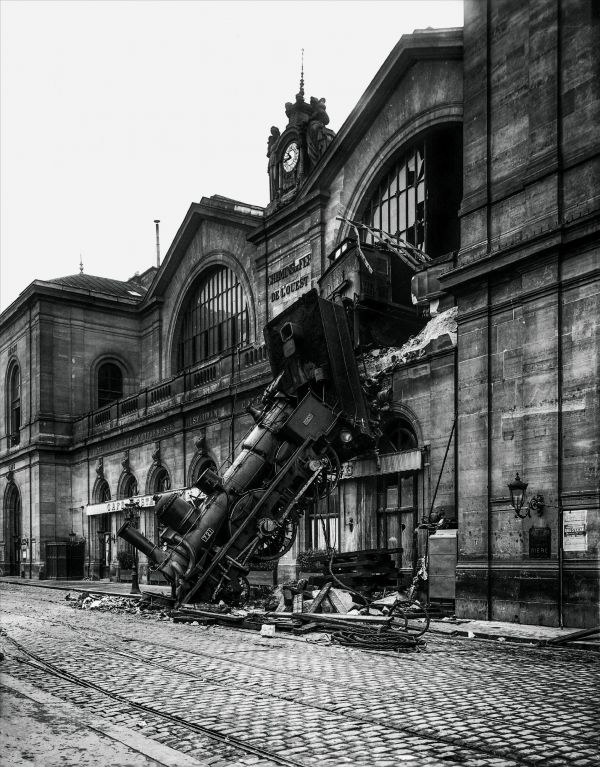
[{"x1": 118, "y1": 290, "x2": 377, "y2": 606}]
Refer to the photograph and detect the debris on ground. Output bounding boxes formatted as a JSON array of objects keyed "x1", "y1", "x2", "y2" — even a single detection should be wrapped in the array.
[{"x1": 65, "y1": 580, "x2": 433, "y2": 653}]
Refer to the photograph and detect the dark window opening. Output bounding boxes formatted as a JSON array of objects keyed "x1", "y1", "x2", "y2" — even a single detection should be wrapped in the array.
[
  {"x1": 378, "y1": 417, "x2": 418, "y2": 454},
  {"x1": 8, "y1": 364, "x2": 21, "y2": 444},
  {"x1": 153, "y1": 468, "x2": 171, "y2": 493},
  {"x1": 97, "y1": 363, "x2": 123, "y2": 408},
  {"x1": 95, "y1": 479, "x2": 111, "y2": 504},
  {"x1": 176, "y1": 267, "x2": 249, "y2": 371},
  {"x1": 119, "y1": 474, "x2": 138, "y2": 500},
  {"x1": 361, "y1": 125, "x2": 462, "y2": 261}
]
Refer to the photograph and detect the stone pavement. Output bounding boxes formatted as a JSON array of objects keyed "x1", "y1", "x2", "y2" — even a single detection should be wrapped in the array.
[
  {"x1": 1, "y1": 580, "x2": 599, "y2": 767},
  {"x1": 1, "y1": 575, "x2": 597, "y2": 649}
]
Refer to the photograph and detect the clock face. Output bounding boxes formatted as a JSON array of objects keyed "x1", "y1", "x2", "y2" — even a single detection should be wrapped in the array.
[{"x1": 283, "y1": 141, "x2": 299, "y2": 173}]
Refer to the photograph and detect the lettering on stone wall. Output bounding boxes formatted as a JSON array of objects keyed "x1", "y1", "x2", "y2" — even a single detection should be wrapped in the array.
[
  {"x1": 269, "y1": 253, "x2": 311, "y2": 306},
  {"x1": 187, "y1": 407, "x2": 223, "y2": 427},
  {"x1": 529, "y1": 527, "x2": 551, "y2": 558},
  {"x1": 92, "y1": 423, "x2": 179, "y2": 456}
]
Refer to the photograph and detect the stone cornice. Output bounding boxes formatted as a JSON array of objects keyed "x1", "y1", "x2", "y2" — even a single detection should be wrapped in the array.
[
  {"x1": 441, "y1": 210, "x2": 600, "y2": 293},
  {"x1": 0, "y1": 282, "x2": 142, "y2": 333}
]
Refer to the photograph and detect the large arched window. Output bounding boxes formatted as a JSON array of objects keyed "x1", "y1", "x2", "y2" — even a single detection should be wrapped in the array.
[
  {"x1": 361, "y1": 125, "x2": 462, "y2": 259},
  {"x1": 176, "y1": 267, "x2": 249, "y2": 370},
  {"x1": 7, "y1": 362, "x2": 21, "y2": 446},
  {"x1": 97, "y1": 362, "x2": 123, "y2": 408},
  {"x1": 364, "y1": 144, "x2": 426, "y2": 250}
]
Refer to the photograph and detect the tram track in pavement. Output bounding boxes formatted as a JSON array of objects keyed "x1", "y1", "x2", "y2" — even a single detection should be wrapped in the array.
[
  {"x1": 3, "y1": 631, "x2": 302, "y2": 767},
  {"x1": 2, "y1": 610, "x2": 599, "y2": 767}
]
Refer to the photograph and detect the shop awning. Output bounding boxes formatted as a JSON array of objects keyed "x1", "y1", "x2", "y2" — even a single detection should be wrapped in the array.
[
  {"x1": 341, "y1": 448, "x2": 422, "y2": 479},
  {"x1": 85, "y1": 488, "x2": 196, "y2": 516}
]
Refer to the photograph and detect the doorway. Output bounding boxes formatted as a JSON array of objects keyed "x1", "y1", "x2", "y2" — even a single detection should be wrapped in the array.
[{"x1": 4, "y1": 483, "x2": 22, "y2": 576}]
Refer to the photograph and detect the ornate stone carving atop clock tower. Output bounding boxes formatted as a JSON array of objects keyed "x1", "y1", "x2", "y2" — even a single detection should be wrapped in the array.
[{"x1": 266, "y1": 63, "x2": 335, "y2": 211}]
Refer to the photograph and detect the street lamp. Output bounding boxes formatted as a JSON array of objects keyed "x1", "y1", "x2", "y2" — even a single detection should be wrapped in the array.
[
  {"x1": 123, "y1": 499, "x2": 141, "y2": 594},
  {"x1": 508, "y1": 472, "x2": 545, "y2": 519}
]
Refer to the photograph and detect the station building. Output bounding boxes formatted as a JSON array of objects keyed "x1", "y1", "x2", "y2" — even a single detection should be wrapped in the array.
[{"x1": 1, "y1": 0, "x2": 598, "y2": 627}]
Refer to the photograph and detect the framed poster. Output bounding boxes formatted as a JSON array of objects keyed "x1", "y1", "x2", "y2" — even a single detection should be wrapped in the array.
[{"x1": 563, "y1": 509, "x2": 587, "y2": 552}]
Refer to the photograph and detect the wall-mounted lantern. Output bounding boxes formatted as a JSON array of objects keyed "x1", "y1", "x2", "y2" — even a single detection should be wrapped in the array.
[{"x1": 508, "y1": 473, "x2": 545, "y2": 519}]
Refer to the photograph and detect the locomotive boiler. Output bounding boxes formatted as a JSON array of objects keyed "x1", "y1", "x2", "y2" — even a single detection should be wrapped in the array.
[{"x1": 118, "y1": 290, "x2": 377, "y2": 606}]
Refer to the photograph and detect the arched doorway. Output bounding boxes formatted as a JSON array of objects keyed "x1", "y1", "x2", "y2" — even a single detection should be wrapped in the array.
[
  {"x1": 93, "y1": 479, "x2": 111, "y2": 579},
  {"x1": 4, "y1": 483, "x2": 22, "y2": 576}
]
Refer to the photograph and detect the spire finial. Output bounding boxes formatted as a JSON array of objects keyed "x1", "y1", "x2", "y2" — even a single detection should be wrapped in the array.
[
  {"x1": 79, "y1": 254, "x2": 84, "y2": 274},
  {"x1": 299, "y1": 48, "x2": 304, "y2": 99}
]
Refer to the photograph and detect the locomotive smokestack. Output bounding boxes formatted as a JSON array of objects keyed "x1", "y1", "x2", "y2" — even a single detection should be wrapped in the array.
[{"x1": 154, "y1": 219, "x2": 161, "y2": 267}]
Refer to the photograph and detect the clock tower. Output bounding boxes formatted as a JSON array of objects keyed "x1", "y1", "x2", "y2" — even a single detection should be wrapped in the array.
[{"x1": 266, "y1": 62, "x2": 335, "y2": 211}]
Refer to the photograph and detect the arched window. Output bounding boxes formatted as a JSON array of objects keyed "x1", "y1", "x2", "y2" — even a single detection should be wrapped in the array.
[
  {"x1": 361, "y1": 126, "x2": 462, "y2": 259},
  {"x1": 379, "y1": 417, "x2": 418, "y2": 454},
  {"x1": 118, "y1": 473, "x2": 138, "y2": 500},
  {"x1": 153, "y1": 467, "x2": 171, "y2": 494},
  {"x1": 364, "y1": 143, "x2": 426, "y2": 250},
  {"x1": 176, "y1": 267, "x2": 249, "y2": 370},
  {"x1": 97, "y1": 362, "x2": 123, "y2": 408},
  {"x1": 94, "y1": 479, "x2": 111, "y2": 504},
  {"x1": 189, "y1": 455, "x2": 217, "y2": 488},
  {"x1": 7, "y1": 363, "x2": 21, "y2": 446}
]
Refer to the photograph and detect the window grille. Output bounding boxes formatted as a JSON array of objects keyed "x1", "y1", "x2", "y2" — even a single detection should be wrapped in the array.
[
  {"x1": 363, "y1": 144, "x2": 425, "y2": 250},
  {"x1": 177, "y1": 267, "x2": 249, "y2": 370}
]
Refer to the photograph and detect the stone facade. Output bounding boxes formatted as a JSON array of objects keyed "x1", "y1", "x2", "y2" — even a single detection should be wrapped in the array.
[{"x1": 1, "y1": 1, "x2": 598, "y2": 627}]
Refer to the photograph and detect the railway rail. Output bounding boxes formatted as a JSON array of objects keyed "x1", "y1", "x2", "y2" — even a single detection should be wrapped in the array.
[{"x1": 2, "y1": 588, "x2": 600, "y2": 767}]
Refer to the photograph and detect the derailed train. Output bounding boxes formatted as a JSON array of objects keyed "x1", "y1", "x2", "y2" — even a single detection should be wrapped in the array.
[{"x1": 118, "y1": 290, "x2": 377, "y2": 606}]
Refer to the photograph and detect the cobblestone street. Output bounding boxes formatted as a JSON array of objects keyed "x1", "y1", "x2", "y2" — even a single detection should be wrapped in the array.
[{"x1": 1, "y1": 582, "x2": 599, "y2": 767}]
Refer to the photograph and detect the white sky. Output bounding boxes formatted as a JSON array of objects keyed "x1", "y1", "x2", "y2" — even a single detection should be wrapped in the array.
[{"x1": 0, "y1": 0, "x2": 463, "y2": 312}]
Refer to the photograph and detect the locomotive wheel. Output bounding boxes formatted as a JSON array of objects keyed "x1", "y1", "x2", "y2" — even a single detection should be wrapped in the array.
[
  {"x1": 229, "y1": 491, "x2": 298, "y2": 562},
  {"x1": 307, "y1": 446, "x2": 341, "y2": 501},
  {"x1": 254, "y1": 515, "x2": 298, "y2": 562}
]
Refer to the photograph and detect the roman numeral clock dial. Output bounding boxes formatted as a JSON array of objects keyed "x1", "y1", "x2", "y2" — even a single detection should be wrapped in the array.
[{"x1": 283, "y1": 141, "x2": 299, "y2": 173}]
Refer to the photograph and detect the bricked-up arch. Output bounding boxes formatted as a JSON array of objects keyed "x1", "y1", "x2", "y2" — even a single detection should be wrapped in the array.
[
  {"x1": 3, "y1": 481, "x2": 21, "y2": 575},
  {"x1": 92, "y1": 477, "x2": 111, "y2": 504},
  {"x1": 174, "y1": 266, "x2": 249, "y2": 371},
  {"x1": 6, "y1": 360, "x2": 21, "y2": 446}
]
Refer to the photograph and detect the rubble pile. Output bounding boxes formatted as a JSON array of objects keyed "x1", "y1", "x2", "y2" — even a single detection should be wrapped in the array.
[
  {"x1": 65, "y1": 580, "x2": 434, "y2": 652},
  {"x1": 66, "y1": 592, "x2": 171, "y2": 620},
  {"x1": 359, "y1": 306, "x2": 458, "y2": 379}
]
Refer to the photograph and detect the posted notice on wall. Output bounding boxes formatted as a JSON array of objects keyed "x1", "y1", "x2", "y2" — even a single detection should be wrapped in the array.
[{"x1": 563, "y1": 509, "x2": 588, "y2": 552}]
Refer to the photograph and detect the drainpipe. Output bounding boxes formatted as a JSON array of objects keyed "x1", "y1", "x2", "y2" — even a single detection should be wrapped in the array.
[
  {"x1": 557, "y1": 254, "x2": 564, "y2": 628},
  {"x1": 556, "y1": 0, "x2": 564, "y2": 629},
  {"x1": 29, "y1": 454, "x2": 32, "y2": 579},
  {"x1": 487, "y1": 281, "x2": 493, "y2": 622},
  {"x1": 485, "y1": 0, "x2": 493, "y2": 623}
]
